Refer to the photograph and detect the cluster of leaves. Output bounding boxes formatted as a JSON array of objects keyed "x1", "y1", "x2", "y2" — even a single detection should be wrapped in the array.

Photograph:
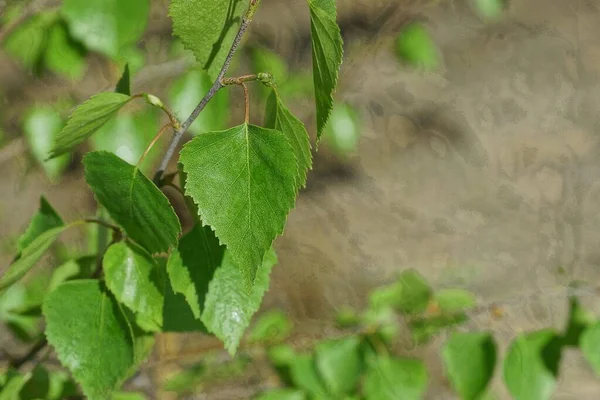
[
  {"x1": 0, "y1": 0, "x2": 345, "y2": 398},
  {"x1": 163, "y1": 271, "x2": 600, "y2": 400}
]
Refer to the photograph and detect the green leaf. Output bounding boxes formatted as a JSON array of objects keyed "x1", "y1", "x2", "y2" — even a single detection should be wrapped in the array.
[
  {"x1": 45, "y1": 20, "x2": 87, "y2": 80},
  {"x1": 562, "y1": 297, "x2": 595, "y2": 347},
  {"x1": 162, "y1": 363, "x2": 205, "y2": 394},
  {"x1": 442, "y1": 332, "x2": 496, "y2": 400},
  {"x1": 503, "y1": 330, "x2": 562, "y2": 400},
  {"x1": 23, "y1": 106, "x2": 70, "y2": 182},
  {"x1": 112, "y1": 392, "x2": 148, "y2": 400},
  {"x1": 289, "y1": 354, "x2": 329, "y2": 398},
  {"x1": 180, "y1": 124, "x2": 297, "y2": 285},
  {"x1": 249, "y1": 310, "x2": 293, "y2": 344},
  {"x1": 167, "y1": 224, "x2": 224, "y2": 320},
  {"x1": 83, "y1": 151, "x2": 181, "y2": 254},
  {"x1": 91, "y1": 108, "x2": 160, "y2": 170},
  {"x1": 314, "y1": 336, "x2": 362, "y2": 395},
  {"x1": 308, "y1": 0, "x2": 344, "y2": 140},
  {"x1": 474, "y1": 0, "x2": 505, "y2": 19},
  {"x1": 116, "y1": 64, "x2": 131, "y2": 96},
  {"x1": 201, "y1": 249, "x2": 277, "y2": 355},
  {"x1": 47, "y1": 256, "x2": 96, "y2": 293},
  {"x1": 168, "y1": 69, "x2": 230, "y2": 136},
  {"x1": 580, "y1": 322, "x2": 600, "y2": 376},
  {"x1": 396, "y1": 22, "x2": 440, "y2": 71},
  {"x1": 2, "y1": 12, "x2": 53, "y2": 70},
  {"x1": 61, "y1": 0, "x2": 150, "y2": 58},
  {"x1": 19, "y1": 366, "x2": 78, "y2": 400},
  {"x1": 436, "y1": 288, "x2": 477, "y2": 313},
  {"x1": 363, "y1": 357, "x2": 428, "y2": 400},
  {"x1": 251, "y1": 46, "x2": 289, "y2": 99},
  {"x1": 49, "y1": 92, "x2": 132, "y2": 158},
  {"x1": 322, "y1": 102, "x2": 361, "y2": 156},
  {"x1": 265, "y1": 91, "x2": 312, "y2": 189},
  {"x1": 409, "y1": 313, "x2": 468, "y2": 344},
  {"x1": 0, "y1": 370, "x2": 31, "y2": 400},
  {"x1": 0, "y1": 227, "x2": 67, "y2": 291},
  {"x1": 43, "y1": 280, "x2": 135, "y2": 399},
  {"x1": 0, "y1": 282, "x2": 42, "y2": 342},
  {"x1": 256, "y1": 389, "x2": 306, "y2": 400},
  {"x1": 16, "y1": 197, "x2": 63, "y2": 254},
  {"x1": 103, "y1": 242, "x2": 164, "y2": 331},
  {"x1": 169, "y1": 0, "x2": 249, "y2": 80},
  {"x1": 369, "y1": 269, "x2": 432, "y2": 314}
]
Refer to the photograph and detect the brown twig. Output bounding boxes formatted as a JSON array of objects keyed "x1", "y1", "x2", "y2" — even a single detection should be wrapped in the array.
[
  {"x1": 138, "y1": 123, "x2": 172, "y2": 168},
  {"x1": 9, "y1": 338, "x2": 48, "y2": 369}
]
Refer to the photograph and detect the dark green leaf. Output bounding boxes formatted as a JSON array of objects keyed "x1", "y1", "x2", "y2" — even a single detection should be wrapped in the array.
[
  {"x1": 249, "y1": 310, "x2": 293, "y2": 344},
  {"x1": 562, "y1": 297, "x2": 595, "y2": 347},
  {"x1": 116, "y1": 64, "x2": 131, "y2": 96},
  {"x1": 322, "y1": 103, "x2": 361, "y2": 156},
  {"x1": 265, "y1": 91, "x2": 312, "y2": 189},
  {"x1": 19, "y1": 365, "x2": 78, "y2": 400},
  {"x1": 49, "y1": 92, "x2": 132, "y2": 158},
  {"x1": 169, "y1": 0, "x2": 249, "y2": 79},
  {"x1": 43, "y1": 280, "x2": 135, "y2": 399},
  {"x1": 45, "y1": 20, "x2": 87, "y2": 80},
  {"x1": 168, "y1": 69, "x2": 230, "y2": 135},
  {"x1": 435, "y1": 288, "x2": 477, "y2": 313},
  {"x1": 580, "y1": 322, "x2": 600, "y2": 376},
  {"x1": 442, "y1": 332, "x2": 496, "y2": 400},
  {"x1": 23, "y1": 107, "x2": 70, "y2": 182},
  {"x1": 201, "y1": 249, "x2": 277, "y2": 354},
  {"x1": 503, "y1": 330, "x2": 562, "y2": 400},
  {"x1": 180, "y1": 124, "x2": 296, "y2": 285},
  {"x1": 315, "y1": 336, "x2": 362, "y2": 395},
  {"x1": 363, "y1": 357, "x2": 428, "y2": 400},
  {"x1": 61, "y1": 0, "x2": 150, "y2": 58},
  {"x1": 103, "y1": 242, "x2": 164, "y2": 331},
  {"x1": 83, "y1": 151, "x2": 181, "y2": 254},
  {"x1": 308, "y1": 0, "x2": 344, "y2": 141},
  {"x1": 16, "y1": 197, "x2": 63, "y2": 254},
  {"x1": 396, "y1": 22, "x2": 440, "y2": 70},
  {"x1": 256, "y1": 389, "x2": 306, "y2": 400}
]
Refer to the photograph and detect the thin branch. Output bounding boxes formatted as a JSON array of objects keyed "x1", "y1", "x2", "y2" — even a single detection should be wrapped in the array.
[
  {"x1": 9, "y1": 338, "x2": 47, "y2": 369},
  {"x1": 137, "y1": 123, "x2": 172, "y2": 167},
  {"x1": 83, "y1": 217, "x2": 121, "y2": 233},
  {"x1": 153, "y1": 5, "x2": 257, "y2": 184}
]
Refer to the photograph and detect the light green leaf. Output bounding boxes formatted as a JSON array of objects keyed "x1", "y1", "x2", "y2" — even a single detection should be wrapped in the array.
[
  {"x1": 364, "y1": 357, "x2": 428, "y2": 400},
  {"x1": 104, "y1": 242, "x2": 164, "y2": 331},
  {"x1": 116, "y1": 64, "x2": 131, "y2": 96},
  {"x1": 47, "y1": 256, "x2": 96, "y2": 293},
  {"x1": 2, "y1": 12, "x2": 53, "y2": 69},
  {"x1": 45, "y1": 20, "x2": 87, "y2": 80},
  {"x1": 43, "y1": 280, "x2": 135, "y2": 399},
  {"x1": 265, "y1": 91, "x2": 312, "y2": 189},
  {"x1": 474, "y1": 0, "x2": 505, "y2": 19},
  {"x1": 436, "y1": 288, "x2": 477, "y2": 313},
  {"x1": 83, "y1": 151, "x2": 181, "y2": 254},
  {"x1": 0, "y1": 370, "x2": 31, "y2": 400},
  {"x1": 369, "y1": 269, "x2": 432, "y2": 314},
  {"x1": 201, "y1": 249, "x2": 277, "y2": 355},
  {"x1": 256, "y1": 389, "x2": 306, "y2": 400},
  {"x1": 16, "y1": 197, "x2": 63, "y2": 254},
  {"x1": 249, "y1": 310, "x2": 293, "y2": 344},
  {"x1": 0, "y1": 282, "x2": 42, "y2": 342},
  {"x1": 503, "y1": 330, "x2": 562, "y2": 400},
  {"x1": 112, "y1": 392, "x2": 148, "y2": 400},
  {"x1": 61, "y1": 0, "x2": 150, "y2": 58},
  {"x1": 308, "y1": 0, "x2": 344, "y2": 141},
  {"x1": 167, "y1": 224, "x2": 224, "y2": 320},
  {"x1": 0, "y1": 227, "x2": 67, "y2": 291},
  {"x1": 290, "y1": 354, "x2": 329, "y2": 398},
  {"x1": 396, "y1": 22, "x2": 440, "y2": 70},
  {"x1": 562, "y1": 297, "x2": 595, "y2": 347},
  {"x1": 23, "y1": 106, "x2": 70, "y2": 182},
  {"x1": 580, "y1": 322, "x2": 600, "y2": 376},
  {"x1": 168, "y1": 69, "x2": 230, "y2": 136},
  {"x1": 49, "y1": 92, "x2": 132, "y2": 158},
  {"x1": 322, "y1": 102, "x2": 361, "y2": 156},
  {"x1": 180, "y1": 124, "x2": 297, "y2": 285},
  {"x1": 442, "y1": 332, "x2": 496, "y2": 400},
  {"x1": 315, "y1": 336, "x2": 362, "y2": 395},
  {"x1": 169, "y1": 0, "x2": 249, "y2": 80}
]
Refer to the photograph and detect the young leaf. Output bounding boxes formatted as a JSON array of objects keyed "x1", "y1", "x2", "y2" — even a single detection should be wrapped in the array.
[
  {"x1": 308, "y1": 0, "x2": 344, "y2": 141},
  {"x1": 363, "y1": 357, "x2": 428, "y2": 400},
  {"x1": 314, "y1": 336, "x2": 362, "y2": 395},
  {"x1": 265, "y1": 91, "x2": 312, "y2": 189},
  {"x1": 83, "y1": 151, "x2": 181, "y2": 254},
  {"x1": 168, "y1": 69, "x2": 230, "y2": 136},
  {"x1": 249, "y1": 310, "x2": 293, "y2": 344},
  {"x1": 116, "y1": 64, "x2": 131, "y2": 96},
  {"x1": 441, "y1": 332, "x2": 496, "y2": 400},
  {"x1": 169, "y1": 0, "x2": 248, "y2": 80},
  {"x1": 16, "y1": 197, "x2": 63, "y2": 254},
  {"x1": 103, "y1": 242, "x2": 164, "y2": 331},
  {"x1": 396, "y1": 22, "x2": 440, "y2": 71},
  {"x1": 503, "y1": 330, "x2": 562, "y2": 400},
  {"x1": 256, "y1": 389, "x2": 306, "y2": 400},
  {"x1": 167, "y1": 224, "x2": 224, "y2": 320},
  {"x1": 23, "y1": 106, "x2": 70, "y2": 182},
  {"x1": 580, "y1": 322, "x2": 600, "y2": 376},
  {"x1": 201, "y1": 249, "x2": 277, "y2": 355},
  {"x1": 43, "y1": 280, "x2": 135, "y2": 399},
  {"x1": 49, "y1": 93, "x2": 132, "y2": 158},
  {"x1": 61, "y1": 0, "x2": 150, "y2": 58},
  {"x1": 0, "y1": 227, "x2": 67, "y2": 291},
  {"x1": 180, "y1": 124, "x2": 297, "y2": 285}
]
